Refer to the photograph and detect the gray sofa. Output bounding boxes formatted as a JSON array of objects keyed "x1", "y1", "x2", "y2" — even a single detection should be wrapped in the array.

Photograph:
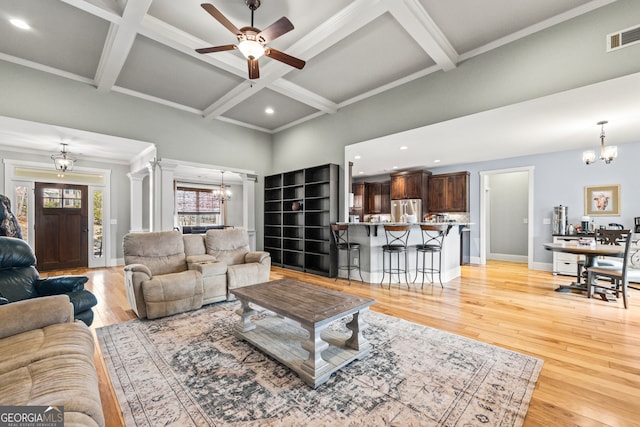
[
  {"x1": 123, "y1": 228, "x2": 270, "y2": 319},
  {"x1": 0, "y1": 295, "x2": 104, "y2": 427}
]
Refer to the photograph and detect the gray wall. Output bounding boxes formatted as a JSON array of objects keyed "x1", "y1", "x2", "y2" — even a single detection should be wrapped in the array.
[
  {"x1": 488, "y1": 171, "x2": 528, "y2": 257},
  {"x1": 427, "y1": 141, "x2": 640, "y2": 266},
  {"x1": 0, "y1": 60, "x2": 272, "y2": 257},
  {"x1": 271, "y1": 0, "x2": 640, "y2": 173}
]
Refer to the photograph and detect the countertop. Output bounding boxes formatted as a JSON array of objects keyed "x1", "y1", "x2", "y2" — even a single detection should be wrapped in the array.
[{"x1": 338, "y1": 222, "x2": 472, "y2": 226}]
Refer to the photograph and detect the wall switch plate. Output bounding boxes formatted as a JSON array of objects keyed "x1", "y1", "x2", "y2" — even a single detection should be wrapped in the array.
[
  {"x1": 353, "y1": 257, "x2": 359, "y2": 266},
  {"x1": 543, "y1": 218, "x2": 551, "y2": 225}
]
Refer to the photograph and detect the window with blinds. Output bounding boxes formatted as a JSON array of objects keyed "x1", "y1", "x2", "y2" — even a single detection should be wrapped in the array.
[{"x1": 176, "y1": 187, "x2": 221, "y2": 226}]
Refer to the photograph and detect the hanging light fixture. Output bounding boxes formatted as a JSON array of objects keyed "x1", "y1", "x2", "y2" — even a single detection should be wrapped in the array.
[
  {"x1": 583, "y1": 120, "x2": 617, "y2": 165},
  {"x1": 214, "y1": 171, "x2": 232, "y2": 202},
  {"x1": 51, "y1": 143, "x2": 76, "y2": 173}
]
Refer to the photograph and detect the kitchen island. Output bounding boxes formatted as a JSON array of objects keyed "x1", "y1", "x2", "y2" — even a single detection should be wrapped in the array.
[{"x1": 336, "y1": 222, "x2": 468, "y2": 285}]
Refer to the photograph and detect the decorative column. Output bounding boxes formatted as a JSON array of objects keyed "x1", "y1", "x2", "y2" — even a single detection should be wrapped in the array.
[
  {"x1": 126, "y1": 169, "x2": 147, "y2": 232},
  {"x1": 242, "y1": 174, "x2": 257, "y2": 250},
  {"x1": 158, "y1": 159, "x2": 179, "y2": 231}
]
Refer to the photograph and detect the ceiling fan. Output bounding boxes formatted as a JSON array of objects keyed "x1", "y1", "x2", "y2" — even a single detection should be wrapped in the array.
[{"x1": 196, "y1": 1, "x2": 306, "y2": 80}]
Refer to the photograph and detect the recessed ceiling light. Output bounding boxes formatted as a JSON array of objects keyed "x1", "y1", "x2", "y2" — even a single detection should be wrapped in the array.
[
  {"x1": 434, "y1": 159, "x2": 441, "y2": 163},
  {"x1": 400, "y1": 146, "x2": 408, "y2": 150},
  {"x1": 265, "y1": 107, "x2": 274, "y2": 114},
  {"x1": 10, "y1": 18, "x2": 31, "y2": 30},
  {"x1": 392, "y1": 166, "x2": 398, "y2": 169},
  {"x1": 358, "y1": 171, "x2": 364, "y2": 174},
  {"x1": 354, "y1": 155, "x2": 361, "y2": 159}
]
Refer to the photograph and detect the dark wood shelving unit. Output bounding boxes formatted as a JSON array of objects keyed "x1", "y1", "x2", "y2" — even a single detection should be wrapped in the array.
[{"x1": 263, "y1": 164, "x2": 339, "y2": 277}]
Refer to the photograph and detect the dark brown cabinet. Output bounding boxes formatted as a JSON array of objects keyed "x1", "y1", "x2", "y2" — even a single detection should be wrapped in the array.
[
  {"x1": 350, "y1": 182, "x2": 366, "y2": 217},
  {"x1": 367, "y1": 181, "x2": 390, "y2": 214},
  {"x1": 428, "y1": 171, "x2": 470, "y2": 213},
  {"x1": 390, "y1": 172, "x2": 426, "y2": 199}
]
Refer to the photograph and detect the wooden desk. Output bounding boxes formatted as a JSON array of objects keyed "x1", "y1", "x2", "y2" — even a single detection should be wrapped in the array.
[
  {"x1": 544, "y1": 242, "x2": 625, "y2": 300},
  {"x1": 230, "y1": 279, "x2": 375, "y2": 388}
]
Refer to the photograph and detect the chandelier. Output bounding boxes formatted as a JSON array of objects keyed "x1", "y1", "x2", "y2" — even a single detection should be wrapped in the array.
[
  {"x1": 214, "y1": 171, "x2": 232, "y2": 202},
  {"x1": 583, "y1": 120, "x2": 617, "y2": 165},
  {"x1": 51, "y1": 143, "x2": 76, "y2": 173}
]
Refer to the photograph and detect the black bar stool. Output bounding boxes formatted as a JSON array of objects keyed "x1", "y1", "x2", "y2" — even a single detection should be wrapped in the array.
[
  {"x1": 330, "y1": 224, "x2": 363, "y2": 285},
  {"x1": 380, "y1": 225, "x2": 411, "y2": 289},
  {"x1": 414, "y1": 224, "x2": 450, "y2": 288}
]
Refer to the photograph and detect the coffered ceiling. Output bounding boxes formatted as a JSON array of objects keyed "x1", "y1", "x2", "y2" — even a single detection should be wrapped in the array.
[{"x1": 0, "y1": 0, "x2": 615, "y2": 136}]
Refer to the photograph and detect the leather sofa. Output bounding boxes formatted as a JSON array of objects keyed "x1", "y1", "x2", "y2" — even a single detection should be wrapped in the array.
[
  {"x1": 0, "y1": 237, "x2": 98, "y2": 326},
  {"x1": 123, "y1": 228, "x2": 270, "y2": 319},
  {"x1": 0, "y1": 295, "x2": 105, "y2": 427}
]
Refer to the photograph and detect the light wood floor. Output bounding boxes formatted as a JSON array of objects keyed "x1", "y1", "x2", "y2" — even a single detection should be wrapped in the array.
[{"x1": 45, "y1": 262, "x2": 640, "y2": 427}]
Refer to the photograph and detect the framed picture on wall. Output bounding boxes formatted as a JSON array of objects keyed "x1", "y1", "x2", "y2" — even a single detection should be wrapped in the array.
[{"x1": 584, "y1": 184, "x2": 620, "y2": 216}]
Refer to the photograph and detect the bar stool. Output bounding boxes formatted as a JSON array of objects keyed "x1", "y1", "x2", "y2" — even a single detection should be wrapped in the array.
[
  {"x1": 330, "y1": 224, "x2": 363, "y2": 285},
  {"x1": 380, "y1": 225, "x2": 411, "y2": 289},
  {"x1": 414, "y1": 224, "x2": 450, "y2": 288}
]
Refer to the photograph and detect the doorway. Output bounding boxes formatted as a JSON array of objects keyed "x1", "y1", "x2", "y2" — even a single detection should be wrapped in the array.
[
  {"x1": 479, "y1": 166, "x2": 534, "y2": 268},
  {"x1": 35, "y1": 182, "x2": 88, "y2": 271}
]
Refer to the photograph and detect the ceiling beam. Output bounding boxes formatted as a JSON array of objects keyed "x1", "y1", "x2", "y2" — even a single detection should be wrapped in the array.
[
  {"x1": 59, "y1": 0, "x2": 122, "y2": 24},
  {"x1": 387, "y1": 0, "x2": 458, "y2": 71},
  {"x1": 94, "y1": 0, "x2": 153, "y2": 92},
  {"x1": 202, "y1": 0, "x2": 388, "y2": 120}
]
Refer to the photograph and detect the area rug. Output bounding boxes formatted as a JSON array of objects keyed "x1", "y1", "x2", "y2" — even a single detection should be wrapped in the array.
[{"x1": 96, "y1": 302, "x2": 543, "y2": 426}]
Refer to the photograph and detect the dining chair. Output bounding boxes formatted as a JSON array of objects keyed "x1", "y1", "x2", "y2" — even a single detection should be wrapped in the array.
[
  {"x1": 586, "y1": 232, "x2": 633, "y2": 309},
  {"x1": 576, "y1": 228, "x2": 629, "y2": 283}
]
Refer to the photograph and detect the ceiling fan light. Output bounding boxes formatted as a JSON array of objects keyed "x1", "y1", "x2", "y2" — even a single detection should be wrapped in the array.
[
  {"x1": 582, "y1": 150, "x2": 596, "y2": 165},
  {"x1": 238, "y1": 40, "x2": 264, "y2": 59}
]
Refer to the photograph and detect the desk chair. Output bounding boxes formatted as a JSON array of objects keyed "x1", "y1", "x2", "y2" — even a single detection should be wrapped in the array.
[
  {"x1": 330, "y1": 224, "x2": 363, "y2": 285},
  {"x1": 414, "y1": 224, "x2": 449, "y2": 288},
  {"x1": 380, "y1": 225, "x2": 411, "y2": 289},
  {"x1": 586, "y1": 232, "x2": 633, "y2": 309}
]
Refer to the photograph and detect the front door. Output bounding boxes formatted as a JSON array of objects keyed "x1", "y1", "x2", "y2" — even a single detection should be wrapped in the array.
[{"x1": 35, "y1": 182, "x2": 88, "y2": 271}]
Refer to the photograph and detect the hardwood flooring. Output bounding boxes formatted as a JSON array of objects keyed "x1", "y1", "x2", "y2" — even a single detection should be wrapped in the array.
[{"x1": 44, "y1": 262, "x2": 640, "y2": 426}]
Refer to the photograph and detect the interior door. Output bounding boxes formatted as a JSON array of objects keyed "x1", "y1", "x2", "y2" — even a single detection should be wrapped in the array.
[{"x1": 35, "y1": 182, "x2": 88, "y2": 271}]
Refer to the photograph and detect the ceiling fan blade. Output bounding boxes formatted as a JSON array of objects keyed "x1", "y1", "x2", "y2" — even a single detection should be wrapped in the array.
[
  {"x1": 196, "y1": 44, "x2": 237, "y2": 54},
  {"x1": 264, "y1": 48, "x2": 305, "y2": 70},
  {"x1": 257, "y1": 17, "x2": 294, "y2": 43},
  {"x1": 248, "y1": 58, "x2": 260, "y2": 80},
  {"x1": 201, "y1": 3, "x2": 240, "y2": 35}
]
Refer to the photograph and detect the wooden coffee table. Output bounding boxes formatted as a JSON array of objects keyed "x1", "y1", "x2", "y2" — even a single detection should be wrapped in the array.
[{"x1": 230, "y1": 279, "x2": 375, "y2": 388}]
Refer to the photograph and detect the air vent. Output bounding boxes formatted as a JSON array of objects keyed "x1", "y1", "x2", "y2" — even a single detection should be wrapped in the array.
[{"x1": 607, "y1": 24, "x2": 640, "y2": 52}]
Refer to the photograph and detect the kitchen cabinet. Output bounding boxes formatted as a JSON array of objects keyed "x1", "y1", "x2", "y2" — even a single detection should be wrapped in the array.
[
  {"x1": 552, "y1": 235, "x2": 585, "y2": 276},
  {"x1": 367, "y1": 181, "x2": 390, "y2": 214},
  {"x1": 428, "y1": 171, "x2": 470, "y2": 213},
  {"x1": 390, "y1": 171, "x2": 429, "y2": 200},
  {"x1": 350, "y1": 182, "x2": 366, "y2": 217},
  {"x1": 264, "y1": 164, "x2": 339, "y2": 277}
]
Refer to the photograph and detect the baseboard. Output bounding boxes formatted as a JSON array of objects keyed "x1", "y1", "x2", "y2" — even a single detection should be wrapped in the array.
[{"x1": 488, "y1": 253, "x2": 528, "y2": 263}]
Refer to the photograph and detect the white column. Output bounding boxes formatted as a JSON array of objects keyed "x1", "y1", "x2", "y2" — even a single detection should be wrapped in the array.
[
  {"x1": 147, "y1": 161, "x2": 160, "y2": 231},
  {"x1": 127, "y1": 170, "x2": 147, "y2": 232},
  {"x1": 242, "y1": 174, "x2": 257, "y2": 250},
  {"x1": 158, "y1": 159, "x2": 179, "y2": 231}
]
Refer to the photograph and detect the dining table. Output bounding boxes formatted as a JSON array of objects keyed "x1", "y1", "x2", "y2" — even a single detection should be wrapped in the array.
[{"x1": 544, "y1": 241, "x2": 626, "y2": 301}]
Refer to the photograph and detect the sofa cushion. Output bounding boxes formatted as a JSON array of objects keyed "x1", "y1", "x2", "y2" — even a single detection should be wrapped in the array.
[
  {"x1": 0, "y1": 266, "x2": 40, "y2": 302},
  {"x1": 205, "y1": 229, "x2": 250, "y2": 266},
  {"x1": 0, "y1": 237, "x2": 35, "y2": 269},
  {"x1": 0, "y1": 322, "x2": 95, "y2": 375},
  {"x1": 123, "y1": 231, "x2": 187, "y2": 276},
  {"x1": 141, "y1": 270, "x2": 203, "y2": 319},
  {"x1": 0, "y1": 353, "x2": 104, "y2": 427},
  {"x1": 34, "y1": 276, "x2": 89, "y2": 296},
  {"x1": 183, "y1": 234, "x2": 207, "y2": 256}
]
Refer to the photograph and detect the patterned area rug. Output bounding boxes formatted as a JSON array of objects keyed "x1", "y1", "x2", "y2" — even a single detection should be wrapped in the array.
[{"x1": 97, "y1": 302, "x2": 542, "y2": 426}]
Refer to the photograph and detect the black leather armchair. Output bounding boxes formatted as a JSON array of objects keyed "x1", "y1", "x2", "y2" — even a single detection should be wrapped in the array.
[{"x1": 0, "y1": 236, "x2": 97, "y2": 326}]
